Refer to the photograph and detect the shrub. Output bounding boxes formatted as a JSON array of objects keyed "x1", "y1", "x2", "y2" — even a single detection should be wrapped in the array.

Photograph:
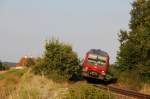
[
  {"x1": 0, "y1": 61, "x2": 10, "y2": 71},
  {"x1": 26, "y1": 58, "x2": 35, "y2": 67},
  {"x1": 64, "y1": 83, "x2": 114, "y2": 99},
  {"x1": 111, "y1": 65, "x2": 150, "y2": 90},
  {"x1": 33, "y1": 38, "x2": 81, "y2": 80}
]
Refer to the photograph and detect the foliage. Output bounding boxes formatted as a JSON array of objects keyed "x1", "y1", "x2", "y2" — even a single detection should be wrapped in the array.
[
  {"x1": 33, "y1": 38, "x2": 81, "y2": 80},
  {"x1": 26, "y1": 58, "x2": 35, "y2": 67},
  {"x1": 0, "y1": 61, "x2": 4, "y2": 70},
  {"x1": 110, "y1": 65, "x2": 150, "y2": 91},
  {"x1": 117, "y1": 0, "x2": 150, "y2": 74},
  {"x1": 65, "y1": 83, "x2": 114, "y2": 99},
  {"x1": 0, "y1": 60, "x2": 9, "y2": 71},
  {"x1": 1, "y1": 69, "x2": 114, "y2": 99}
]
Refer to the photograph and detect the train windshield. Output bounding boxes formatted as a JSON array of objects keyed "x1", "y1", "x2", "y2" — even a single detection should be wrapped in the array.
[{"x1": 87, "y1": 54, "x2": 106, "y2": 66}]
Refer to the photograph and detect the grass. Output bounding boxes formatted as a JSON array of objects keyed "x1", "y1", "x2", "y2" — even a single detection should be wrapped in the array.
[
  {"x1": 0, "y1": 67, "x2": 149, "y2": 99},
  {"x1": 9, "y1": 69, "x2": 70, "y2": 99},
  {"x1": 7, "y1": 69, "x2": 25, "y2": 77},
  {"x1": 0, "y1": 69, "x2": 25, "y2": 87},
  {"x1": 0, "y1": 73, "x2": 6, "y2": 80},
  {"x1": 0, "y1": 69, "x2": 25, "y2": 80},
  {"x1": 0, "y1": 68, "x2": 117, "y2": 99},
  {"x1": 110, "y1": 66, "x2": 150, "y2": 94},
  {"x1": 140, "y1": 83, "x2": 150, "y2": 94},
  {"x1": 64, "y1": 82, "x2": 115, "y2": 99},
  {"x1": 0, "y1": 69, "x2": 68, "y2": 99},
  {"x1": 0, "y1": 69, "x2": 26, "y2": 99}
]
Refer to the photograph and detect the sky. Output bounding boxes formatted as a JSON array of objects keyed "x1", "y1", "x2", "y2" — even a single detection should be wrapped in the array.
[{"x1": 0, "y1": 0, "x2": 133, "y2": 63}]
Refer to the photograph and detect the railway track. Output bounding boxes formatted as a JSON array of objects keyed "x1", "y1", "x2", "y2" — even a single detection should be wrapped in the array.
[{"x1": 94, "y1": 84, "x2": 150, "y2": 99}]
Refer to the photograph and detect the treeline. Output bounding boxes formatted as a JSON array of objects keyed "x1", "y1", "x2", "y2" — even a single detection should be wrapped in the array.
[
  {"x1": 116, "y1": 0, "x2": 150, "y2": 78},
  {"x1": 0, "y1": 61, "x2": 10, "y2": 71}
]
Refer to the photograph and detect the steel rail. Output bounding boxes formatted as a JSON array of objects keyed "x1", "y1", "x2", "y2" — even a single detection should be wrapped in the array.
[{"x1": 94, "y1": 84, "x2": 150, "y2": 99}]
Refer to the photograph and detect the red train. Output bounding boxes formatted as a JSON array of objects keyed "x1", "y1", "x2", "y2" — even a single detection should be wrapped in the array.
[{"x1": 82, "y1": 49, "x2": 112, "y2": 81}]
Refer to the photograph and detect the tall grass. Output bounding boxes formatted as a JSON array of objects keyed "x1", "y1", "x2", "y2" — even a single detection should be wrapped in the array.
[
  {"x1": 0, "y1": 69, "x2": 117, "y2": 99},
  {"x1": 0, "y1": 69, "x2": 69, "y2": 99},
  {"x1": 110, "y1": 66, "x2": 150, "y2": 94},
  {"x1": 0, "y1": 69, "x2": 26, "y2": 99},
  {"x1": 8, "y1": 69, "x2": 66, "y2": 99},
  {"x1": 64, "y1": 82, "x2": 115, "y2": 99}
]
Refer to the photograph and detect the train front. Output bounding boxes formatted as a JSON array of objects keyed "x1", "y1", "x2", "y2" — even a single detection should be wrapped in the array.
[{"x1": 82, "y1": 49, "x2": 112, "y2": 80}]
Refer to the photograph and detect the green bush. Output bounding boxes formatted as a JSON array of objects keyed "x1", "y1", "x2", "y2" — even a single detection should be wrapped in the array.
[
  {"x1": 64, "y1": 83, "x2": 114, "y2": 99},
  {"x1": 0, "y1": 61, "x2": 10, "y2": 71},
  {"x1": 0, "y1": 61, "x2": 4, "y2": 70},
  {"x1": 33, "y1": 38, "x2": 81, "y2": 80},
  {"x1": 26, "y1": 58, "x2": 35, "y2": 67},
  {"x1": 111, "y1": 65, "x2": 150, "y2": 90}
]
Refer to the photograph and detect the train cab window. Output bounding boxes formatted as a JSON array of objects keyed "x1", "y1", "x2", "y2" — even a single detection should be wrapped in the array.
[
  {"x1": 97, "y1": 56, "x2": 106, "y2": 66},
  {"x1": 97, "y1": 59, "x2": 106, "y2": 66},
  {"x1": 87, "y1": 58, "x2": 97, "y2": 65},
  {"x1": 87, "y1": 54, "x2": 106, "y2": 66},
  {"x1": 87, "y1": 54, "x2": 97, "y2": 65}
]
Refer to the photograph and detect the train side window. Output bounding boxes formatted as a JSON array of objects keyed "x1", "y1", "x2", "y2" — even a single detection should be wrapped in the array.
[
  {"x1": 97, "y1": 59, "x2": 106, "y2": 66},
  {"x1": 87, "y1": 58, "x2": 96, "y2": 65}
]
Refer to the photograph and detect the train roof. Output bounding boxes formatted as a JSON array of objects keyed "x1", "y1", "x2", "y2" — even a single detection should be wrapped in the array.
[{"x1": 88, "y1": 49, "x2": 108, "y2": 57}]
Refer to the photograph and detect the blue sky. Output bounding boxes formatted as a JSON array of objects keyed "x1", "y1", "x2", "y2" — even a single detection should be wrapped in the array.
[{"x1": 0, "y1": 0, "x2": 133, "y2": 63}]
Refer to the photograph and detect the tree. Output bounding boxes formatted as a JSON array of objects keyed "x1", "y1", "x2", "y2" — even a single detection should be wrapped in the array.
[
  {"x1": 26, "y1": 58, "x2": 35, "y2": 67},
  {"x1": 117, "y1": 0, "x2": 150, "y2": 73},
  {"x1": 0, "y1": 61, "x2": 2, "y2": 70},
  {"x1": 33, "y1": 38, "x2": 80, "y2": 80},
  {"x1": 0, "y1": 60, "x2": 5, "y2": 70}
]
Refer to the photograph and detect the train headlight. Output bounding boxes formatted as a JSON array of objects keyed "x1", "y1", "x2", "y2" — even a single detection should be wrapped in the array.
[
  {"x1": 83, "y1": 67, "x2": 88, "y2": 71},
  {"x1": 101, "y1": 71, "x2": 106, "y2": 75}
]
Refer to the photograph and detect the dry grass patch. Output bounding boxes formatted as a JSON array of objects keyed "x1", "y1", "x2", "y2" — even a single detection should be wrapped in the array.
[
  {"x1": 64, "y1": 82, "x2": 115, "y2": 99},
  {"x1": 8, "y1": 70, "x2": 68, "y2": 99},
  {"x1": 140, "y1": 83, "x2": 150, "y2": 95}
]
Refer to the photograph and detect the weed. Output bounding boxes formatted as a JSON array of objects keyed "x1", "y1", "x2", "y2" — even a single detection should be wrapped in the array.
[
  {"x1": 64, "y1": 82, "x2": 114, "y2": 99},
  {"x1": 0, "y1": 74, "x2": 6, "y2": 80}
]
